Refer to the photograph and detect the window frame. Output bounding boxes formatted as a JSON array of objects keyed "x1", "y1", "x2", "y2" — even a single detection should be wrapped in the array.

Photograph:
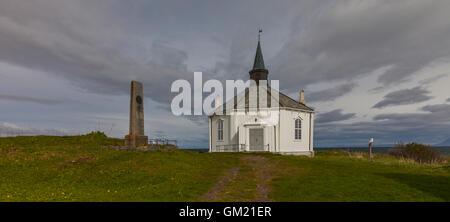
[
  {"x1": 217, "y1": 119, "x2": 224, "y2": 141},
  {"x1": 295, "y1": 118, "x2": 302, "y2": 140}
]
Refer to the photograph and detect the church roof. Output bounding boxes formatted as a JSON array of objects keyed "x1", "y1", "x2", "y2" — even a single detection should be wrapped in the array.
[
  {"x1": 252, "y1": 41, "x2": 266, "y2": 70},
  {"x1": 277, "y1": 89, "x2": 314, "y2": 111},
  {"x1": 214, "y1": 86, "x2": 314, "y2": 115}
]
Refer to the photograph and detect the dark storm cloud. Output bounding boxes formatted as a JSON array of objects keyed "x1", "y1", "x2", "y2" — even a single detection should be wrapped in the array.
[
  {"x1": 315, "y1": 109, "x2": 356, "y2": 124},
  {"x1": 1, "y1": 0, "x2": 450, "y2": 147},
  {"x1": 372, "y1": 87, "x2": 432, "y2": 109},
  {"x1": 0, "y1": 0, "x2": 304, "y2": 106},
  {"x1": 3, "y1": 0, "x2": 449, "y2": 103},
  {"x1": 316, "y1": 103, "x2": 450, "y2": 147},
  {"x1": 0, "y1": 94, "x2": 63, "y2": 105},
  {"x1": 421, "y1": 104, "x2": 450, "y2": 113},
  {"x1": 307, "y1": 83, "x2": 356, "y2": 103},
  {"x1": 418, "y1": 73, "x2": 448, "y2": 85},
  {"x1": 0, "y1": 0, "x2": 190, "y2": 104},
  {"x1": 272, "y1": 0, "x2": 450, "y2": 90}
]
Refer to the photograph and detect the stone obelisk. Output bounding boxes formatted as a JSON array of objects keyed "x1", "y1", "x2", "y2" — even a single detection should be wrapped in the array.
[{"x1": 125, "y1": 81, "x2": 148, "y2": 146}]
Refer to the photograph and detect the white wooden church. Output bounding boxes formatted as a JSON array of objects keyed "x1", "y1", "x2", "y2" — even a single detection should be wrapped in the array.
[{"x1": 208, "y1": 38, "x2": 315, "y2": 156}]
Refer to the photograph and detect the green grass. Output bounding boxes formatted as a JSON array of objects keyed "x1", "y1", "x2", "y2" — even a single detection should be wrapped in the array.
[
  {"x1": 268, "y1": 150, "x2": 450, "y2": 201},
  {"x1": 1, "y1": 135, "x2": 449, "y2": 202},
  {"x1": 0, "y1": 134, "x2": 239, "y2": 201}
]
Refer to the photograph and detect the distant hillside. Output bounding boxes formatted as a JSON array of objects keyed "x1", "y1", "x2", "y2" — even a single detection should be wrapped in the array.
[{"x1": 436, "y1": 138, "x2": 450, "y2": 146}]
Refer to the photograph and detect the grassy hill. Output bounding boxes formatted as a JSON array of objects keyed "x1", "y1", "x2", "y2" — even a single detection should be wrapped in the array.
[{"x1": 1, "y1": 133, "x2": 449, "y2": 202}]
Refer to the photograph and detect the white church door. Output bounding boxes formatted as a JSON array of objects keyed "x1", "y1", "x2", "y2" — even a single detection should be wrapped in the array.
[{"x1": 249, "y1": 128, "x2": 264, "y2": 151}]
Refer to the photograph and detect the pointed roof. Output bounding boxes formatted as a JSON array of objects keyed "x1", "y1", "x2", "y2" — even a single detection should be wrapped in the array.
[
  {"x1": 252, "y1": 41, "x2": 266, "y2": 70},
  {"x1": 211, "y1": 86, "x2": 314, "y2": 115}
]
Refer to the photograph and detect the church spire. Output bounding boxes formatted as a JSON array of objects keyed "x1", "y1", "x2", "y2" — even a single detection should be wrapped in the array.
[
  {"x1": 249, "y1": 29, "x2": 268, "y2": 82},
  {"x1": 252, "y1": 39, "x2": 266, "y2": 70}
]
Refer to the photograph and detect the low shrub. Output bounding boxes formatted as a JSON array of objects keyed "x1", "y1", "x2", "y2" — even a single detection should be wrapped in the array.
[
  {"x1": 83, "y1": 131, "x2": 107, "y2": 139},
  {"x1": 389, "y1": 142, "x2": 444, "y2": 164}
]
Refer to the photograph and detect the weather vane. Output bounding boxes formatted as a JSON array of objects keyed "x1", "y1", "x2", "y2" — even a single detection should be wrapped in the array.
[{"x1": 258, "y1": 28, "x2": 262, "y2": 41}]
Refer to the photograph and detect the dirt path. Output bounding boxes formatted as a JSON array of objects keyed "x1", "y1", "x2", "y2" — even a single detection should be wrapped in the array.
[
  {"x1": 199, "y1": 167, "x2": 241, "y2": 201},
  {"x1": 240, "y1": 155, "x2": 275, "y2": 202},
  {"x1": 199, "y1": 154, "x2": 276, "y2": 202}
]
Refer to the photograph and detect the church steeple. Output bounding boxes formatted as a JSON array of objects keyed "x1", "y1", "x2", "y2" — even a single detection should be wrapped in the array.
[
  {"x1": 252, "y1": 40, "x2": 266, "y2": 70},
  {"x1": 249, "y1": 29, "x2": 268, "y2": 82}
]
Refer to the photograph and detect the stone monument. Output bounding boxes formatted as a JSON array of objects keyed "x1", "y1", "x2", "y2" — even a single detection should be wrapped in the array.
[{"x1": 125, "y1": 81, "x2": 148, "y2": 146}]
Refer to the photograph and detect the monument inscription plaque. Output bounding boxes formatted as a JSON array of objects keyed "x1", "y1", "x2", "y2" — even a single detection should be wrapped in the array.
[{"x1": 125, "y1": 81, "x2": 148, "y2": 146}]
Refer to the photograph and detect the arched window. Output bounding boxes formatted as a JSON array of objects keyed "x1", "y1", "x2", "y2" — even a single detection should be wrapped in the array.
[
  {"x1": 218, "y1": 119, "x2": 224, "y2": 141},
  {"x1": 295, "y1": 119, "x2": 301, "y2": 140}
]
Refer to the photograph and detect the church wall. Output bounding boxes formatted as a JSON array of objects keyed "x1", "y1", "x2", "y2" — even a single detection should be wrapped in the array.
[
  {"x1": 210, "y1": 115, "x2": 231, "y2": 151},
  {"x1": 279, "y1": 109, "x2": 312, "y2": 152},
  {"x1": 232, "y1": 109, "x2": 279, "y2": 152},
  {"x1": 310, "y1": 113, "x2": 314, "y2": 152},
  {"x1": 229, "y1": 112, "x2": 239, "y2": 147}
]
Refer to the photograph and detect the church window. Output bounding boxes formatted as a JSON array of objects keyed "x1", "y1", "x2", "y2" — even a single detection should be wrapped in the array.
[
  {"x1": 295, "y1": 119, "x2": 302, "y2": 140},
  {"x1": 218, "y1": 119, "x2": 224, "y2": 141}
]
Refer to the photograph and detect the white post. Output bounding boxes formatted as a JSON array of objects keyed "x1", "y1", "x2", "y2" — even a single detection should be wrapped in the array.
[{"x1": 369, "y1": 138, "x2": 374, "y2": 158}]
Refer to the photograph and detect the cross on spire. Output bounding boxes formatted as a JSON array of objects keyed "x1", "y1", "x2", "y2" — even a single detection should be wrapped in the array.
[{"x1": 258, "y1": 28, "x2": 262, "y2": 42}]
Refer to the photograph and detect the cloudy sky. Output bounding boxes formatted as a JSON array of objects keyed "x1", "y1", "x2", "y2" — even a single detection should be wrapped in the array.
[{"x1": 1, "y1": 0, "x2": 450, "y2": 147}]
